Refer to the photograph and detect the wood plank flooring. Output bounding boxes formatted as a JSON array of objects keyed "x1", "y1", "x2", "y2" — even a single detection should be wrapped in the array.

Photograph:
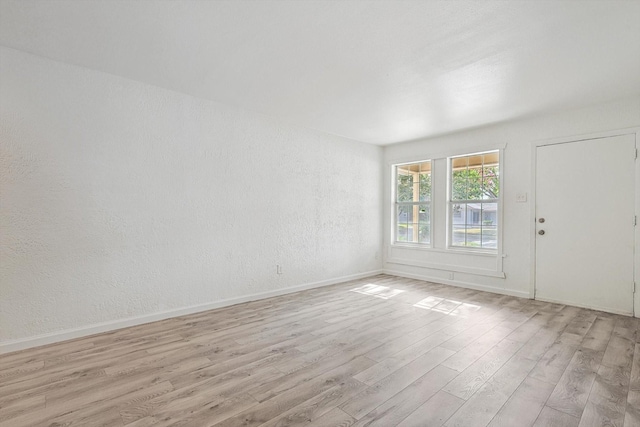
[{"x1": 1, "y1": 274, "x2": 638, "y2": 427}]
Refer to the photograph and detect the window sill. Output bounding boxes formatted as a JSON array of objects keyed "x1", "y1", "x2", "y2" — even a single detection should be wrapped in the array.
[
  {"x1": 392, "y1": 242, "x2": 432, "y2": 250},
  {"x1": 391, "y1": 243, "x2": 498, "y2": 257},
  {"x1": 445, "y1": 247, "x2": 498, "y2": 257}
]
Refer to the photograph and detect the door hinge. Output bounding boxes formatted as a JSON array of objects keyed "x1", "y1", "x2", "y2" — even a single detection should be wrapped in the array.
[
  {"x1": 634, "y1": 282, "x2": 637, "y2": 293},
  {"x1": 635, "y1": 215, "x2": 638, "y2": 226}
]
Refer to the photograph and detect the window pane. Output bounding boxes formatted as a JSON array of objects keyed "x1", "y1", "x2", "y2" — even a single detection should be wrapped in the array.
[
  {"x1": 396, "y1": 172, "x2": 413, "y2": 202},
  {"x1": 451, "y1": 203, "x2": 467, "y2": 246},
  {"x1": 451, "y1": 169, "x2": 468, "y2": 200},
  {"x1": 449, "y1": 151, "x2": 499, "y2": 251},
  {"x1": 394, "y1": 160, "x2": 432, "y2": 247},
  {"x1": 451, "y1": 152, "x2": 500, "y2": 202},
  {"x1": 396, "y1": 203, "x2": 430, "y2": 244},
  {"x1": 468, "y1": 155, "x2": 484, "y2": 169},
  {"x1": 480, "y1": 202, "x2": 498, "y2": 248},
  {"x1": 483, "y1": 151, "x2": 499, "y2": 165},
  {"x1": 452, "y1": 165, "x2": 484, "y2": 201},
  {"x1": 465, "y1": 202, "x2": 482, "y2": 248},
  {"x1": 396, "y1": 205, "x2": 410, "y2": 242},
  {"x1": 468, "y1": 167, "x2": 484, "y2": 200},
  {"x1": 419, "y1": 172, "x2": 431, "y2": 201},
  {"x1": 451, "y1": 156, "x2": 468, "y2": 169},
  {"x1": 397, "y1": 161, "x2": 431, "y2": 203},
  {"x1": 418, "y1": 204, "x2": 430, "y2": 244},
  {"x1": 406, "y1": 204, "x2": 418, "y2": 243},
  {"x1": 482, "y1": 165, "x2": 499, "y2": 199},
  {"x1": 450, "y1": 201, "x2": 498, "y2": 248}
]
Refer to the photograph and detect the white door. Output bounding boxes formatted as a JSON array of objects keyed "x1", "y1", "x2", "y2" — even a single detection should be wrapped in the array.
[{"x1": 535, "y1": 134, "x2": 636, "y2": 315}]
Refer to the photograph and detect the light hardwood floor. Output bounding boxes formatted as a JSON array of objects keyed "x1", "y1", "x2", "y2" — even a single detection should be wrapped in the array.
[{"x1": 1, "y1": 274, "x2": 639, "y2": 427}]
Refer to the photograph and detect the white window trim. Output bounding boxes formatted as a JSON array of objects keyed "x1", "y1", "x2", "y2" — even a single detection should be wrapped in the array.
[
  {"x1": 446, "y1": 149, "x2": 504, "y2": 255},
  {"x1": 386, "y1": 144, "x2": 506, "y2": 279},
  {"x1": 392, "y1": 159, "x2": 434, "y2": 247}
]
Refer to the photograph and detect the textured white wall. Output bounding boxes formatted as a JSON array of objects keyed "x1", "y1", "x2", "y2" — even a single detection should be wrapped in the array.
[
  {"x1": 0, "y1": 47, "x2": 383, "y2": 343},
  {"x1": 383, "y1": 96, "x2": 640, "y2": 305}
]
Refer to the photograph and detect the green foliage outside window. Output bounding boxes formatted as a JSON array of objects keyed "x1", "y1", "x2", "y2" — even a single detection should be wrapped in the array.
[
  {"x1": 397, "y1": 172, "x2": 431, "y2": 202},
  {"x1": 451, "y1": 166, "x2": 499, "y2": 201}
]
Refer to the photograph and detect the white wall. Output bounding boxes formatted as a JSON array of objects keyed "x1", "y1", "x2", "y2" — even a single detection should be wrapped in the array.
[
  {"x1": 383, "y1": 96, "x2": 640, "y2": 310},
  {"x1": 2, "y1": 46, "x2": 638, "y2": 352},
  {"x1": 0, "y1": 47, "x2": 383, "y2": 348}
]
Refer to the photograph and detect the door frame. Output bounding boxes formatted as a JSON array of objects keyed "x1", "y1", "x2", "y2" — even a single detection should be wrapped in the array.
[{"x1": 529, "y1": 127, "x2": 640, "y2": 317}]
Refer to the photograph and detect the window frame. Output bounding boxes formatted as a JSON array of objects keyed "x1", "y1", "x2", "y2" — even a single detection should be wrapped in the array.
[
  {"x1": 447, "y1": 150, "x2": 502, "y2": 253},
  {"x1": 392, "y1": 159, "x2": 434, "y2": 247}
]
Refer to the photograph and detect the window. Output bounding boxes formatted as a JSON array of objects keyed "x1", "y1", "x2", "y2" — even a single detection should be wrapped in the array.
[
  {"x1": 449, "y1": 151, "x2": 499, "y2": 250},
  {"x1": 394, "y1": 160, "x2": 432, "y2": 245}
]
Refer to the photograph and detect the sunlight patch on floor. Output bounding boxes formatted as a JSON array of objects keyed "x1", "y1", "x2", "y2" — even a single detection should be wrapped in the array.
[
  {"x1": 414, "y1": 297, "x2": 481, "y2": 316},
  {"x1": 350, "y1": 284, "x2": 406, "y2": 300}
]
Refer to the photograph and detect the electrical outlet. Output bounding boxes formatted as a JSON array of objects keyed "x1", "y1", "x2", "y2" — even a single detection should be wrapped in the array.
[
  {"x1": 276, "y1": 265, "x2": 282, "y2": 275},
  {"x1": 448, "y1": 272, "x2": 454, "y2": 280},
  {"x1": 516, "y1": 192, "x2": 527, "y2": 203}
]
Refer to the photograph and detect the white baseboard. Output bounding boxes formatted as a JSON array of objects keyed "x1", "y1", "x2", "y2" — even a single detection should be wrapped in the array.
[
  {"x1": 383, "y1": 269, "x2": 530, "y2": 299},
  {"x1": 0, "y1": 269, "x2": 383, "y2": 355}
]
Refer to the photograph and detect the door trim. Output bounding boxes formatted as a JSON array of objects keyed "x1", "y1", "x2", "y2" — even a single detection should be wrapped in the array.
[{"x1": 529, "y1": 127, "x2": 640, "y2": 316}]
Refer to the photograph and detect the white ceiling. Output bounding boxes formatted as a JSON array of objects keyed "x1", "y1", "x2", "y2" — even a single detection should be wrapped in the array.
[{"x1": 1, "y1": 1, "x2": 639, "y2": 145}]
